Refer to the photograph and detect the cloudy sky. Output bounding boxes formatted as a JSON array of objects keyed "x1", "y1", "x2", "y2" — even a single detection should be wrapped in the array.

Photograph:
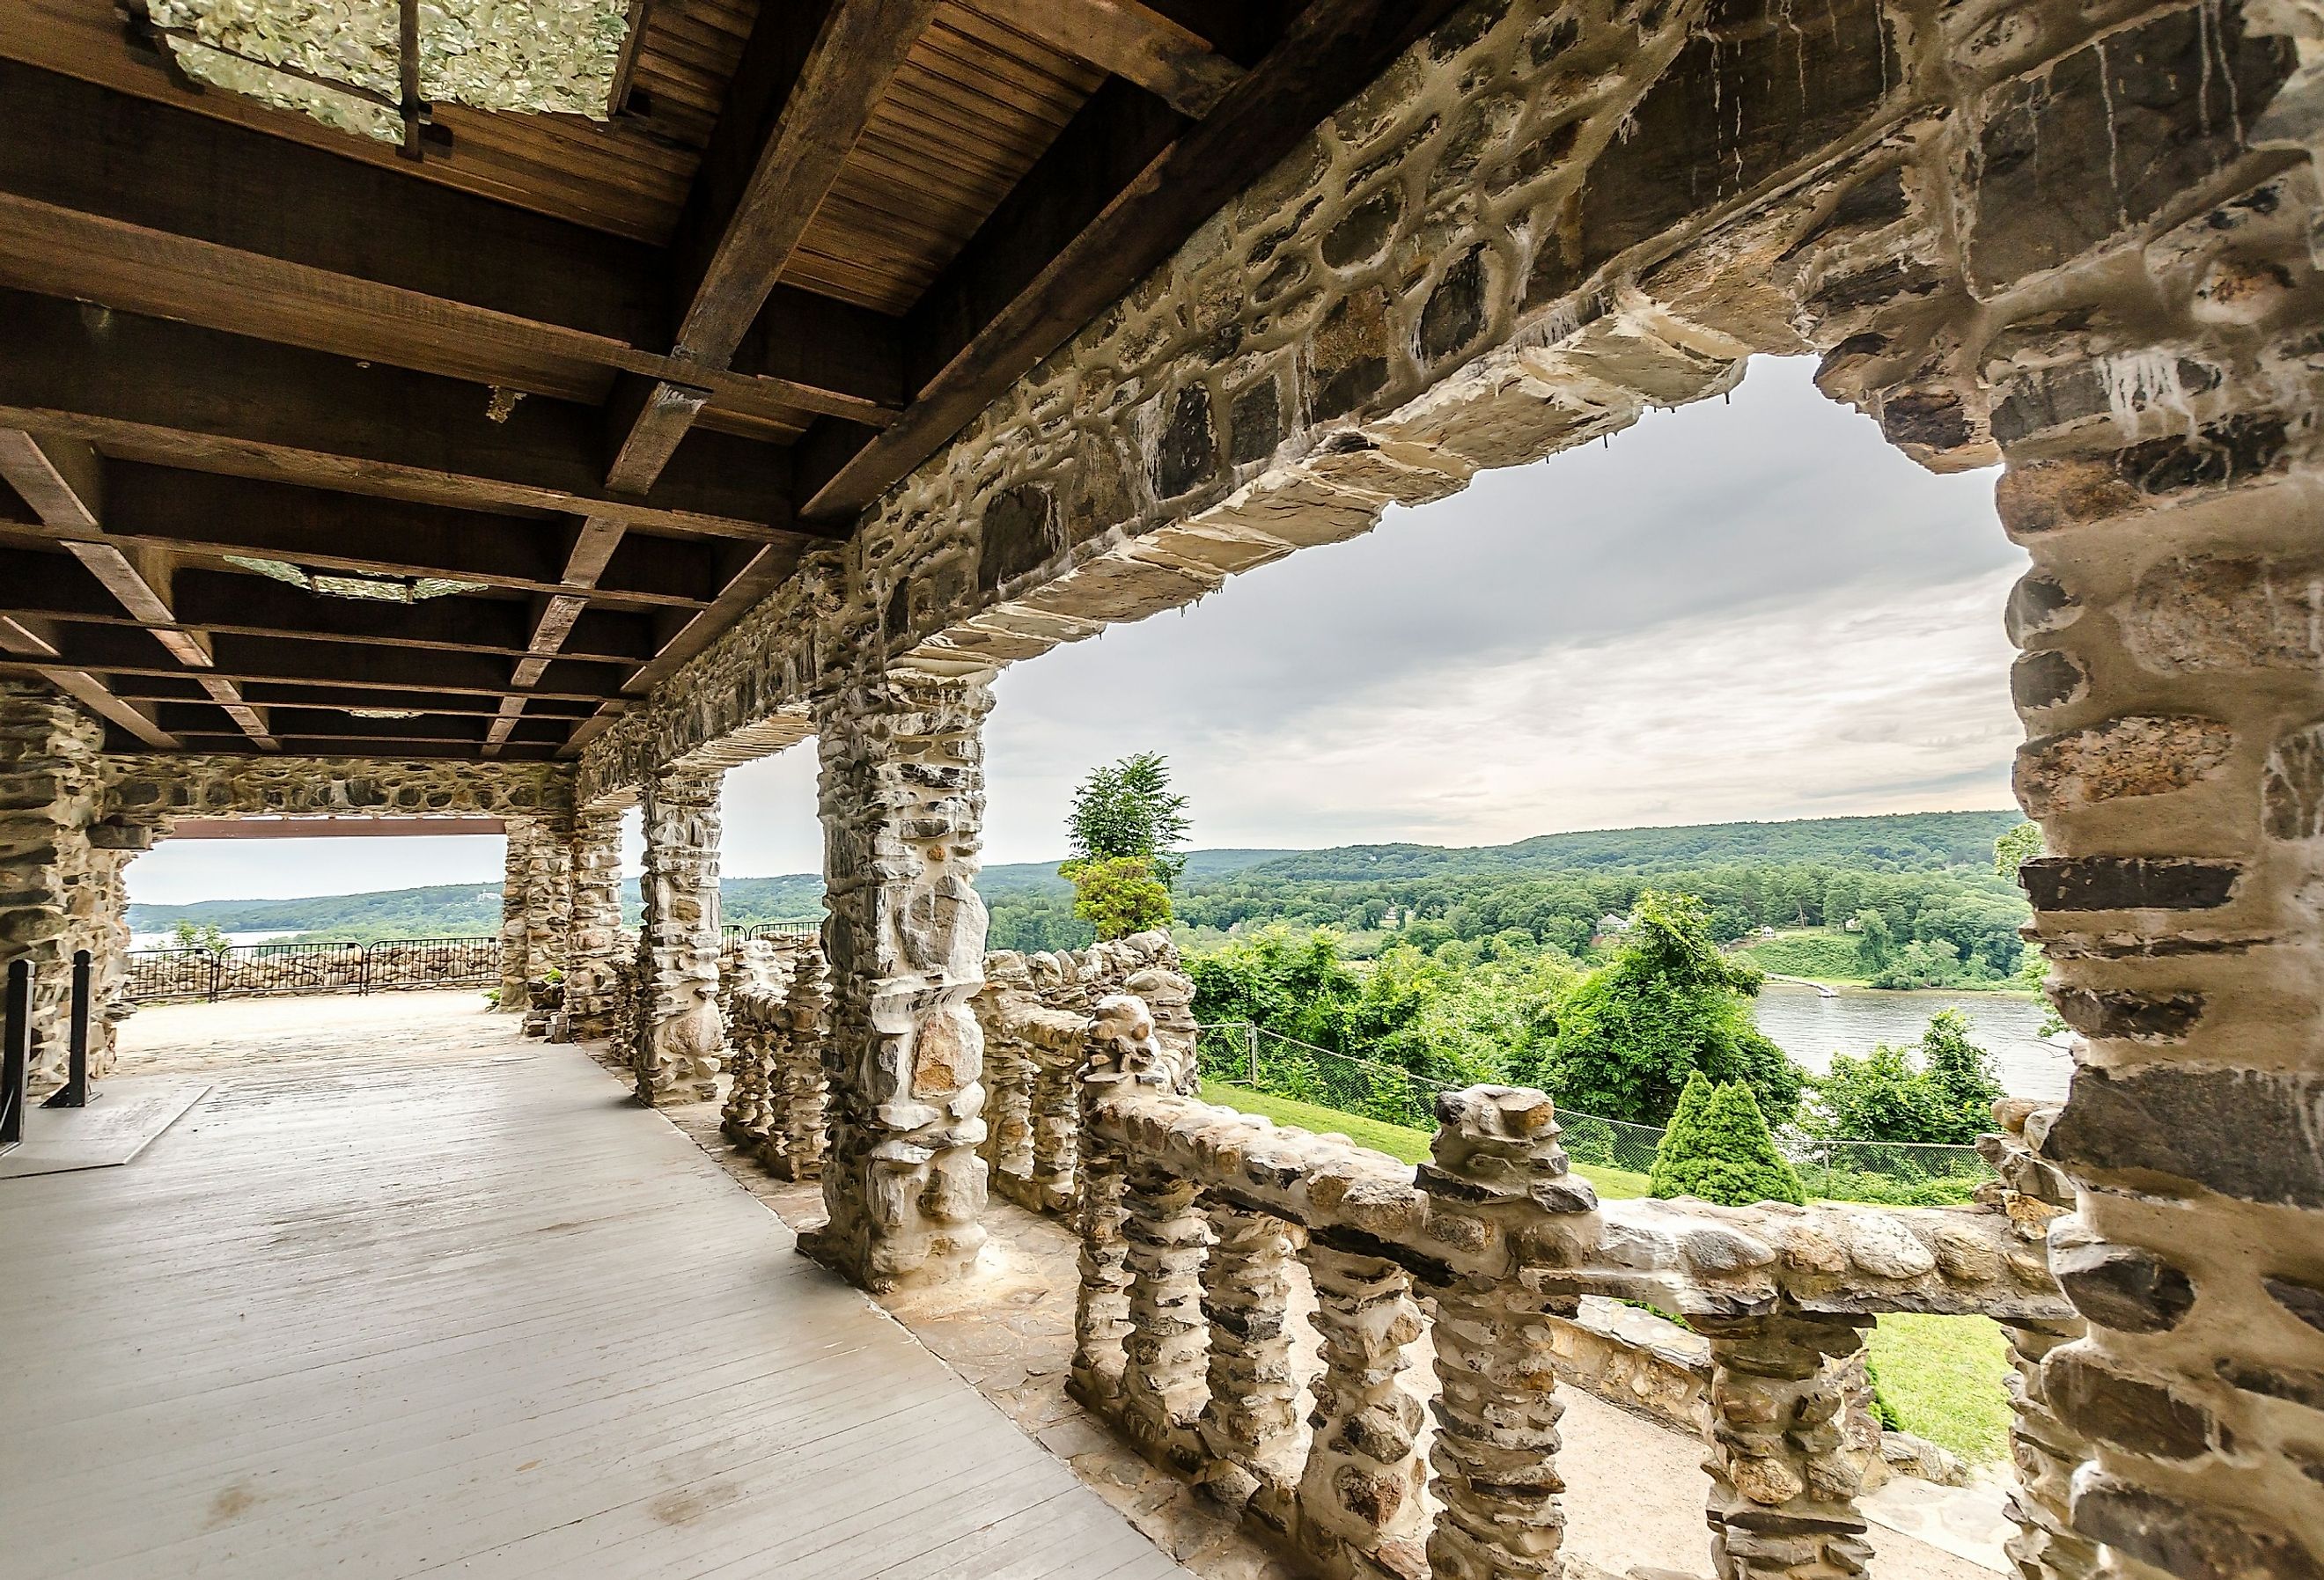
[{"x1": 129, "y1": 356, "x2": 2028, "y2": 905}]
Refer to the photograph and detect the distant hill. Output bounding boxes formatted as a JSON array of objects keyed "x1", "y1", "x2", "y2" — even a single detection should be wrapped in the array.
[{"x1": 128, "y1": 816, "x2": 2015, "y2": 944}]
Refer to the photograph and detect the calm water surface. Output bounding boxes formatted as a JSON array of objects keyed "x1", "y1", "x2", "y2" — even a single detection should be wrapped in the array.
[{"x1": 1752, "y1": 982, "x2": 2071, "y2": 1101}]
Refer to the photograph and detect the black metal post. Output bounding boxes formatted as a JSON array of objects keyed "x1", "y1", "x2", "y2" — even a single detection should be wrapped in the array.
[
  {"x1": 2, "y1": 958, "x2": 30, "y2": 1152},
  {"x1": 42, "y1": 949, "x2": 93, "y2": 1109}
]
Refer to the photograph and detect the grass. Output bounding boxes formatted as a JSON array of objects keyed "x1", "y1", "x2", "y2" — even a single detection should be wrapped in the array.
[
  {"x1": 1867, "y1": 1313, "x2": 2013, "y2": 1464},
  {"x1": 1197, "y1": 1080, "x2": 1650, "y2": 1198},
  {"x1": 1199, "y1": 1080, "x2": 2016, "y2": 1464},
  {"x1": 1738, "y1": 927, "x2": 1872, "y2": 983}
]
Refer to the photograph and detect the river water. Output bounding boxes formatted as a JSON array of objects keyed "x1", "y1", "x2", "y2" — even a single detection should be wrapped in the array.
[{"x1": 1752, "y1": 982, "x2": 2072, "y2": 1101}]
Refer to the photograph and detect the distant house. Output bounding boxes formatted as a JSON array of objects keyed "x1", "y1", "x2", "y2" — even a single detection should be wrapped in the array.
[
  {"x1": 1842, "y1": 915, "x2": 1864, "y2": 932},
  {"x1": 1597, "y1": 913, "x2": 1630, "y2": 934}
]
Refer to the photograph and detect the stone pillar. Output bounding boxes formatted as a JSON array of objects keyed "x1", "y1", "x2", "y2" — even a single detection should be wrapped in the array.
[
  {"x1": 764, "y1": 939, "x2": 831, "y2": 1180},
  {"x1": 1070, "y1": 1132, "x2": 1133, "y2": 1410},
  {"x1": 633, "y1": 768, "x2": 723, "y2": 1106},
  {"x1": 1698, "y1": 1312, "x2": 1874, "y2": 1580},
  {"x1": 1294, "y1": 1244, "x2": 1428, "y2": 1580},
  {"x1": 1117, "y1": 1161, "x2": 1210, "y2": 1472},
  {"x1": 721, "y1": 996, "x2": 775, "y2": 1146},
  {"x1": 798, "y1": 672, "x2": 993, "y2": 1291},
  {"x1": 1420, "y1": 1087, "x2": 1598, "y2": 1580},
  {"x1": 0, "y1": 679, "x2": 102, "y2": 1089},
  {"x1": 563, "y1": 805, "x2": 625, "y2": 1039},
  {"x1": 1981, "y1": 195, "x2": 2324, "y2": 1573},
  {"x1": 497, "y1": 815, "x2": 571, "y2": 1020},
  {"x1": 80, "y1": 819, "x2": 163, "y2": 1077},
  {"x1": 1196, "y1": 1200, "x2": 1303, "y2": 1518}
]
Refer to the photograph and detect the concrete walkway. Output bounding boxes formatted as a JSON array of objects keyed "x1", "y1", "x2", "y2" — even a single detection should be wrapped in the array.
[{"x1": 1, "y1": 994, "x2": 1182, "y2": 1579}]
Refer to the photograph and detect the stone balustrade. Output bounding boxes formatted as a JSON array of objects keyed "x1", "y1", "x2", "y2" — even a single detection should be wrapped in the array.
[
  {"x1": 719, "y1": 936, "x2": 831, "y2": 1180},
  {"x1": 974, "y1": 932, "x2": 1196, "y2": 1215},
  {"x1": 1069, "y1": 994, "x2": 2072, "y2": 1580}
]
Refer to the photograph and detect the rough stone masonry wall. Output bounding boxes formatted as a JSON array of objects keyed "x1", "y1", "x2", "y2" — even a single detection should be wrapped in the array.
[
  {"x1": 0, "y1": 678, "x2": 104, "y2": 1087},
  {"x1": 566, "y1": 0, "x2": 2324, "y2": 1569},
  {"x1": 563, "y1": 806, "x2": 625, "y2": 1039},
  {"x1": 798, "y1": 672, "x2": 994, "y2": 1292},
  {"x1": 632, "y1": 768, "x2": 723, "y2": 1106},
  {"x1": 99, "y1": 754, "x2": 572, "y2": 824}
]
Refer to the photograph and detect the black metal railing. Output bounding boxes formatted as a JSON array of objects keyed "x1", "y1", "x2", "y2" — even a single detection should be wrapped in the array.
[
  {"x1": 721, "y1": 921, "x2": 821, "y2": 944},
  {"x1": 125, "y1": 936, "x2": 500, "y2": 1003}
]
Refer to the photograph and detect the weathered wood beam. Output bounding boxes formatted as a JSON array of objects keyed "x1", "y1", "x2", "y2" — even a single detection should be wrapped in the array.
[
  {"x1": 0, "y1": 605, "x2": 178, "y2": 747},
  {"x1": 4, "y1": 624, "x2": 629, "y2": 702},
  {"x1": 0, "y1": 62, "x2": 905, "y2": 428},
  {"x1": 10, "y1": 463, "x2": 730, "y2": 611},
  {"x1": 967, "y1": 0, "x2": 1245, "y2": 117},
  {"x1": 0, "y1": 290, "x2": 805, "y2": 541},
  {"x1": 798, "y1": 0, "x2": 1471, "y2": 519},
  {"x1": 107, "y1": 677, "x2": 605, "y2": 720}
]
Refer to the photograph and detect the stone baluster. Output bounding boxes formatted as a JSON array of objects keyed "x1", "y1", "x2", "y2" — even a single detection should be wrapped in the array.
[
  {"x1": 1294, "y1": 1244, "x2": 1429, "y2": 1580},
  {"x1": 798, "y1": 673, "x2": 992, "y2": 1290},
  {"x1": 633, "y1": 768, "x2": 724, "y2": 1106},
  {"x1": 721, "y1": 999, "x2": 773, "y2": 1146},
  {"x1": 1196, "y1": 1200, "x2": 1304, "y2": 1521},
  {"x1": 1070, "y1": 1135, "x2": 1133, "y2": 1409},
  {"x1": 1698, "y1": 1312, "x2": 1876, "y2": 1580},
  {"x1": 1419, "y1": 1087, "x2": 1599, "y2": 1580},
  {"x1": 765, "y1": 940, "x2": 831, "y2": 1180},
  {"x1": 1117, "y1": 1161, "x2": 1210, "y2": 1471},
  {"x1": 563, "y1": 805, "x2": 626, "y2": 1040}
]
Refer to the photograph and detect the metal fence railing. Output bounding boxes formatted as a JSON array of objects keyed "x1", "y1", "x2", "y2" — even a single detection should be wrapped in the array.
[
  {"x1": 722, "y1": 921, "x2": 821, "y2": 944},
  {"x1": 1193, "y1": 1021, "x2": 1996, "y2": 1206},
  {"x1": 126, "y1": 937, "x2": 498, "y2": 1003}
]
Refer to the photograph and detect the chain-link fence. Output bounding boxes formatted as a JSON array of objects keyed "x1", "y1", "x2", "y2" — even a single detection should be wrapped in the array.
[{"x1": 1195, "y1": 1021, "x2": 1995, "y2": 1204}]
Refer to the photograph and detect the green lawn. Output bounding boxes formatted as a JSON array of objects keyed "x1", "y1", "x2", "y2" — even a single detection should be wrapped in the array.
[
  {"x1": 1866, "y1": 1312, "x2": 2013, "y2": 1464},
  {"x1": 1197, "y1": 1080, "x2": 2014, "y2": 1462}
]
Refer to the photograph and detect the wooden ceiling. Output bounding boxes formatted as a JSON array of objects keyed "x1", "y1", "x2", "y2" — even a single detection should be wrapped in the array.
[{"x1": 0, "y1": 0, "x2": 1464, "y2": 761}]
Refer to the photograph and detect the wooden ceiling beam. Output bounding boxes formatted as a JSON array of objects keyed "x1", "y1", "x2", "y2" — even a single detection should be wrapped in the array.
[
  {"x1": 798, "y1": 0, "x2": 1473, "y2": 520},
  {"x1": 0, "y1": 290, "x2": 808, "y2": 541},
  {"x1": 0, "y1": 606, "x2": 178, "y2": 748},
  {"x1": 112, "y1": 678, "x2": 605, "y2": 720},
  {"x1": 966, "y1": 0, "x2": 1246, "y2": 117},
  {"x1": 5, "y1": 622, "x2": 629, "y2": 702},
  {"x1": 0, "y1": 62, "x2": 904, "y2": 430},
  {"x1": 8, "y1": 462, "x2": 728, "y2": 611}
]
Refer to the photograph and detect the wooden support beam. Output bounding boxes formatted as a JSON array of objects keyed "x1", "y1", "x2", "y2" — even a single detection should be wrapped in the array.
[
  {"x1": 120, "y1": 679, "x2": 606, "y2": 720},
  {"x1": 3, "y1": 623, "x2": 629, "y2": 702},
  {"x1": 9, "y1": 463, "x2": 729, "y2": 611},
  {"x1": 966, "y1": 0, "x2": 1245, "y2": 117},
  {"x1": 0, "y1": 290, "x2": 804, "y2": 541},
  {"x1": 0, "y1": 63, "x2": 905, "y2": 429},
  {"x1": 798, "y1": 0, "x2": 1472, "y2": 519}
]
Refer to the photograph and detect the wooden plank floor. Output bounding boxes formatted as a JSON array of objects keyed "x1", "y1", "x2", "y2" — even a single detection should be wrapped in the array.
[{"x1": 0, "y1": 1005, "x2": 1185, "y2": 1579}]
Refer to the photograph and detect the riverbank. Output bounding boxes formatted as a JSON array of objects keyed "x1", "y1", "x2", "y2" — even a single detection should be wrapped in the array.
[{"x1": 1752, "y1": 981, "x2": 2070, "y2": 1101}]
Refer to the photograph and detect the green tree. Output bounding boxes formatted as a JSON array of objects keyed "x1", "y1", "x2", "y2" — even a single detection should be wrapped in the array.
[
  {"x1": 1063, "y1": 854, "x2": 1173, "y2": 941},
  {"x1": 1066, "y1": 753, "x2": 1192, "y2": 885},
  {"x1": 1649, "y1": 1072, "x2": 1806, "y2": 1206},
  {"x1": 1993, "y1": 821, "x2": 2045, "y2": 879},
  {"x1": 1811, "y1": 1010, "x2": 2004, "y2": 1144},
  {"x1": 173, "y1": 919, "x2": 229, "y2": 955},
  {"x1": 1870, "y1": 937, "x2": 1963, "y2": 989},
  {"x1": 1853, "y1": 909, "x2": 1895, "y2": 973},
  {"x1": 1537, "y1": 891, "x2": 1805, "y2": 1125}
]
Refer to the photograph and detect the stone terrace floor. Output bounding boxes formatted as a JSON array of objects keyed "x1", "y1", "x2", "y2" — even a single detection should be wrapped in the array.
[
  {"x1": 29, "y1": 992, "x2": 2011, "y2": 1580},
  {"x1": 0, "y1": 992, "x2": 1184, "y2": 1579}
]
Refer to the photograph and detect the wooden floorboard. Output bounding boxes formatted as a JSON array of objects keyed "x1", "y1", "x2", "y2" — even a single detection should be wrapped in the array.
[{"x1": 0, "y1": 1010, "x2": 1182, "y2": 1578}]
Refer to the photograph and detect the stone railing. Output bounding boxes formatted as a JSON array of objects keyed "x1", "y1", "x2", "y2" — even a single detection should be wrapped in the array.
[
  {"x1": 720, "y1": 937, "x2": 831, "y2": 1180},
  {"x1": 975, "y1": 932, "x2": 1196, "y2": 1215},
  {"x1": 1067, "y1": 995, "x2": 2072, "y2": 1580}
]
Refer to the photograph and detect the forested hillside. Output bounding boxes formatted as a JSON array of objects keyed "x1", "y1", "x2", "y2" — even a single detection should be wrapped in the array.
[{"x1": 132, "y1": 812, "x2": 2027, "y2": 973}]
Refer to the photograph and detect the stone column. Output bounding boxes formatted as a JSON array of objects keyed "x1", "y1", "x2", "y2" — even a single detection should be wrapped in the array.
[
  {"x1": 1698, "y1": 1312, "x2": 1874, "y2": 1580},
  {"x1": 1979, "y1": 195, "x2": 2324, "y2": 1572},
  {"x1": 563, "y1": 805, "x2": 626, "y2": 1039},
  {"x1": 497, "y1": 815, "x2": 571, "y2": 1020},
  {"x1": 1070, "y1": 1134, "x2": 1132, "y2": 1409},
  {"x1": 632, "y1": 768, "x2": 723, "y2": 1106},
  {"x1": 1294, "y1": 1244, "x2": 1428, "y2": 1580},
  {"x1": 798, "y1": 672, "x2": 994, "y2": 1291},
  {"x1": 1420, "y1": 1087, "x2": 1598, "y2": 1580},
  {"x1": 0, "y1": 679, "x2": 102, "y2": 1090},
  {"x1": 80, "y1": 819, "x2": 163, "y2": 1077},
  {"x1": 1196, "y1": 1200, "x2": 1303, "y2": 1518},
  {"x1": 765, "y1": 939, "x2": 831, "y2": 1180},
  {"x1": 721, "y1": 996, "x2": 775, "y2": 1146}
]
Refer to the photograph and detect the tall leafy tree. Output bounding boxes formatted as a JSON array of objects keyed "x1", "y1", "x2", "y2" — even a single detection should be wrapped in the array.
[
  {"x1": 1060, "y1": 752, "x2": 1192, "y2": 939},
  {"x1": 1066, "y1": 753, "x2": 1192, "y2": 884},
  {"x1": 1993, "y1": 820, "x2": 2044, "y2": 878},
  {"x1": 1809, "y1": 1009, "x2": 2004, "y2": 1144},
  {"x1": 1538, "y1": 890, "x2": 1804, "y2": 1124}
]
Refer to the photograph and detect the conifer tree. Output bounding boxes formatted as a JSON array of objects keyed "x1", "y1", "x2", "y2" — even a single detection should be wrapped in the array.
[{"x1": 1649, "y1": 1072, "x2": 1806, "y2": 1206}]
